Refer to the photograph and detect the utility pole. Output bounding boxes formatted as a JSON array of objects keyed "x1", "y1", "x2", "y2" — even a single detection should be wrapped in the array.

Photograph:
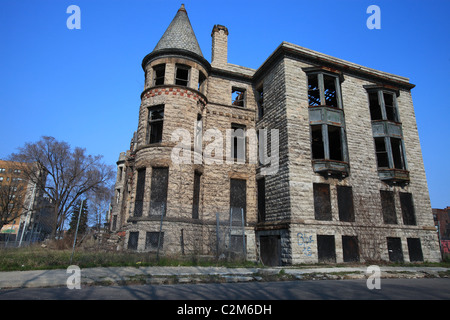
[{"x1": 70, "y1": 199, "x2": 84, "y2": 265}]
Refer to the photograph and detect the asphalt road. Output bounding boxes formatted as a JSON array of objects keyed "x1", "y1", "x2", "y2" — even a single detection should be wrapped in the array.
[{"x1": 1, "y1": 278, "x2": 449, "y2": 300}]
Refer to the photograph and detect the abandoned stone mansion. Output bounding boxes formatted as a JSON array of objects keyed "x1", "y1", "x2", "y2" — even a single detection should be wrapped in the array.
[{"x1": 109, "y1": 4, "x2": 441, "y2": 265}]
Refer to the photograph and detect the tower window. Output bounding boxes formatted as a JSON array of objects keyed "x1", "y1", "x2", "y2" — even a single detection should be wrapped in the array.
[
  {"x1": 153, "y1": 64, "x2": 165, "y2": 86},
  {"x1": 147, "y1": 105, "x2": 164, "y2": 144},
  {"x1": 175, "y1": 64, "x2": 190, "y2": 86}
]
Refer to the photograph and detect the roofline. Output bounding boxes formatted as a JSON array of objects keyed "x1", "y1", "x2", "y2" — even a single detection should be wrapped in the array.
[
  {"x1": 141, "y1": 48, "x2": 211, "y2": 73},
  {"x1": 254, "y1": 42, "x2": 415, "y2": 90}
]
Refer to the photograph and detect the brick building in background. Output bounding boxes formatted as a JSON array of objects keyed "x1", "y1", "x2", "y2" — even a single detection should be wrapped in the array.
[{"x1": 110, "y1": 5, "x2": 441, "y2": 265}]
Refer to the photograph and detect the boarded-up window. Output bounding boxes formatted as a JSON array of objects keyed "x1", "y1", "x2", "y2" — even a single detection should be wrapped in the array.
[
  {"x1": 407, "y1": 238, "x2": 423, "y2": 262},
  {"x1": 337, "y1": 186, "x2": 355, "y2": 222},
  {"x1": 134, "y1": 168, "x2": 146, "y2": 217},
  {"x1": 399, "y1": 192, "x2": 416, "y2": 225},
  {"x1": 342, "y1": 236, "x2": 359, "y2": 262},
  {"x1": 230, "y1": 179, "x2": 246, "y2": 224},
  {"x1": 149, "y1": 167, "x2": 169, "y2": 216},
  {"x1": 127, "y1": 232, "x2": 139, "y2": 250},
  {"x1": 317, "y1": 235, "x2": 336, "y2": 263},
  {"x1": 192, "y1": 171, "x2": 201, "y2": 219},
  {"x1": 387, "y1": 237, "x2": 404, "y2": 262},
  {"x1": 380, "y1": 190, "x2": 397, "y2": 224},
  {"x1": 146, "y1": 231, "x2": 164, "y2": 250},
  {"x1": 314, "y1": 183, "x2": 331, "y2": 221},
  {"x1": 257, "y1": 178, "x2": 266, "y2": 222},
  {"x1": 260, "y1": 235, "x2": 281, "y2": 266}
]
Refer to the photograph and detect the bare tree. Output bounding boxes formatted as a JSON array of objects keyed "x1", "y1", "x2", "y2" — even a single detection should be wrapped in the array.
[
  {"x1": 0, "y1": 179, "x2": 25, "y2": 232},
  {"x1": 9, "y1": 136, "x2": 115, "y2": 238},
  {"x1": 87, "y1": 185, "x2": 113, "y2": 232}
]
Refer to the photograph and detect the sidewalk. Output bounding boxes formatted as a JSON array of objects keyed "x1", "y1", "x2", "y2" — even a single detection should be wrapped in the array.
[{"x1": 0, "y1": 265, "x2": 448, "y2": 289}]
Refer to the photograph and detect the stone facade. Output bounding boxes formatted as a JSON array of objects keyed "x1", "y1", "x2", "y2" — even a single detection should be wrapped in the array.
[{"x1": 110, "y1": 5, "x2": 441, "y2": 265}]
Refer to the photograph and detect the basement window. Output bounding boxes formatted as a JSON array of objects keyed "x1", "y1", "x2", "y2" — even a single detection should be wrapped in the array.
[
  {"x1": 145, "y1": 231, "x2": 164, "y2": 250},
  {"x1": 147, "y1": 105, "x2": 164, "y2": 144},
  {"x1": 153, "y1": 64, "x2": 165, "y2": 86},
  {"x1": 317, "y1": 235, "x2": 336, "y2": 263},
  {"x1": 387, "y1": 237, "x2": 404, "y2": 262},
  {"x1": 407, "y1": 238, "x2": 423, "y2": 262},
  {"x1": 232, "y1": 88, "x2": 245, "y2": 107},
  {"x1": 127, "y1": 232, "x2": 139, "y2": 250},
  {"x1": 342, "y1": 236, "x2": 359, "y2": 262},
  {"x1": 175, "y1": 64, "x2": 190, "y2": 86}
]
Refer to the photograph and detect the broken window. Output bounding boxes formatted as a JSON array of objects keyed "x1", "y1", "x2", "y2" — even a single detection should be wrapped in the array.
[
  {"x1": 149, "y1": 167, "x2": 169, "y2": 216},
  {"x1": 230, "y1": 178, "x2": 246, "y2": 224},
  {"x1": 337, "y1": 186, "x2": 355, "y2": 222},
  {"x1": 147, "y1": 105, "x2": 164, "y2": 144},
  {"x1": 307, "y1": 73, "x2": 342, "y2": 108},
  {"x1": 127, "y1": 231, "x2": 139, "y2": 250},
  {"x1": 311, "y1": 125, "x2": 325, "y2": 159},
  {"x1": 153, "y1": 64, "x2": 165, "y2": 86},
  {"x1": 391, "y1": 138, "x2": 405, "y2": 170},
  {"x1": 192, "y1": 171, "x2": 201, "y2": 219},
  {"x1": 368, "y1": 91, "x2": 383, "y2": 120},
  {"x1": 317, "y1": 235, "x2": 336, "y2": 263},
  {"x1": 374, "y1": 137, "x2": 389, "y2": 168},
  {"x1": 387, "y1": 237, "x2": 404, "y2": 262},
  {"x1": 383, "y1": 92, "x2": 398, "y2": 122},
  {"x1": 328, "y1": 125, "x2": 343, "y2": 161},
  {"x1": 342, "y1": 236, "x2": 359, "y2": 262},
  {"x1": 380, "y1": 190, "x2": 397, "y2": 224},
  {"x1": 310, "y1": 125, "x2": 344, "y2": 162},
  {"x1": 407, "y1": 238, "x2": 423, "y2": 262},
  {"x1": 399, "y1": 192, "x2": 416, "y2": 225},
  {"x1": 232, "y1": 87, "x2": 245, "y2": 107},
  {"x1": 313, "y1": 183, "x2": 331, "y2": 221},
  {"x1": 367, "y1": 90, "x2": 399, "y2": 122},
  {"x1": 257, "y1": 178, "x2": 266, "y2": 222},
  {"x1": 231, "y1": 123, "x2": 246, "y2": 161},
  {"x1": 134, "y1": 168, "x2": 146, "y2": 217},
  {"x1": 145, "y1": 231, "x2": 164, "y2": 250},
  {"x1": 175, "y1": 64, "x2": 190, "y2": 86}
]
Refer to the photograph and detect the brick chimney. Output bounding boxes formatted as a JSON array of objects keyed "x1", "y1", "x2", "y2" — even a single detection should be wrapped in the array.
[{"x1": 211, "y1": 25, "x2": 228, "y2": 67}]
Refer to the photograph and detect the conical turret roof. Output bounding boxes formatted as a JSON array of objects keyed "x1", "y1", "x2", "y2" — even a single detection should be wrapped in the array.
[{"x1": 152, "y1": 4, "x2": 203, "y2": 57}]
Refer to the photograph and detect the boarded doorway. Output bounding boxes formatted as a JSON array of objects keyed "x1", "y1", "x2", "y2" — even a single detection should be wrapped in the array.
[{"x1": 260, "y1": 235, "x2": 281, "y2": 266}]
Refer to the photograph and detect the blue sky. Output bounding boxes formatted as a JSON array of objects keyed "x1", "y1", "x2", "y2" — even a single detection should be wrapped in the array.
[{"x1": 0, "y1": 0, "x2": 449, "y2": 208}]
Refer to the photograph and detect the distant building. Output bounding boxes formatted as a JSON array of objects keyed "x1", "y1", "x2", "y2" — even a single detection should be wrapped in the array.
[
  {"x1": 433, "y1": 207, "x2": 450, "y2": 240},
  {"x1": 110, "y1": 5, "x2": 441, "y2": 264},
  {"x1": 0, "y1": 160, "x2": 52, "y2": 243}
]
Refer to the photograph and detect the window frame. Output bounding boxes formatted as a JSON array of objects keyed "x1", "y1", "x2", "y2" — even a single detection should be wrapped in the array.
[
  {"x1": 175, "y1": 64, "x2": 191, "y2": 87},
  {"x1": 152, "y1": 64, "x2": 165, "y2": 86},
  {"x1": 146, "y1": 105, "x2": 164, "y2": 144}
]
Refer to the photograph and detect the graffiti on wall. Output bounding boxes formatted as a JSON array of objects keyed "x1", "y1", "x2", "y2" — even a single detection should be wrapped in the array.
[
  {"x1": 297, "y1": 232, "x2": 314, "y2": 256},
  {"x1": 442, "y1": 240, "x2": 450, "y2": 254}
]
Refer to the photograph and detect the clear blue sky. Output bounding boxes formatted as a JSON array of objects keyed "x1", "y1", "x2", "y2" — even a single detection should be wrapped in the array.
[{"x1": 1, "y1": 0, "x2": 449, "y2": 208}]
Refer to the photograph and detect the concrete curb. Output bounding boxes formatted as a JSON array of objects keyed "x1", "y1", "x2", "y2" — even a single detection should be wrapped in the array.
[{"x1": 0, "y1": 266, "x2": 448, "y2": 289}]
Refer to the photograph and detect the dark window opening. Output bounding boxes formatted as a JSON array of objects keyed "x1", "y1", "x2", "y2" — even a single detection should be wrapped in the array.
[
  {"x1": 257, "y1": 88, "x2": 264, "y2": 119},
  {"x1": 192, "y1": 171, "x2": 201, "y2": 219},
  {"x1": 112, "y1": 215, "x2": 117, "y2": 231},
  {"x1": 342, "y1": 236, "x2": 360, "y2": 262},
  {"x1": 260, "y1": 235, "x2": 281, "y2": 266},
  {"x1": 231, "y1": 124, "x2": 246, "y2": 161},
  {"x1": 337, "y1": 186, "x2": 355, "y2": 222},
  {"x1": 145, "y1": 231, "x2": 164, "y2": 250},
  {"x1": 323, "y1": 74, "x2": 338, "y2": 108},
  {"x1": 383, "y1": 92, "x2": 398, "y2": 122},
  {"x1": 328, "y1": 126, "x2": 343, "y2": 161},
  {"x1": 399, "y1": 192, "x2": 416, "y2": 225},
  {"x1": 175, "y1": 65, "x2": 190, "y2": 86},
  {"x1": 308, "y1": 74, "x2": 321, "y2": 106},
  {"x1": 311, "y1": 125, "x2": 324, "y2": 159},
  {"x1": 128, "y1": 232, "x2": 139, "y2": 250},
  {"x1": 257, "y1": 178, "x2": 266, "y2": 222},
  {"x1": 313, "y1": 183, "x2": 331, "y2": 221},
  {"x1": 391, "y1": 138, "x2": 405, "y2": 170},
  {"x1": 380, "y1": 190, "x2": 397, "y2": 224},
  {"x1": 374, "y1": 138, "x2": 389, "y2": 168},
  {"x1": 149, "y1": 167, "x2": 169, "y2": 216},
  {"x1": 134, "y1": 168, "x2": 146, "y2": 217},
  {"x1": 387, "y1": 237, "x2": 404, "y2": 262},
  {"x1": 317, "y1": 235, "x2": 336, "y2": 263},
  {"x1": 147, "y1": 105, "x2": 164, "y2": 144},
  {"x1": 230, "y1": 178, "x2": 246, "y2": 224},
  {"x1": 232, "y1": 88, "x2": 245, "y2": 107},
  {"x1": 369, "y1": 92, "x2": 382, "y2": 121},
  {"x1": 153, "y1": 64, "x2": 165, "y2": 86},
  {"x1": 407, "y1": 238, "x2": 423, "y2": 262}
]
